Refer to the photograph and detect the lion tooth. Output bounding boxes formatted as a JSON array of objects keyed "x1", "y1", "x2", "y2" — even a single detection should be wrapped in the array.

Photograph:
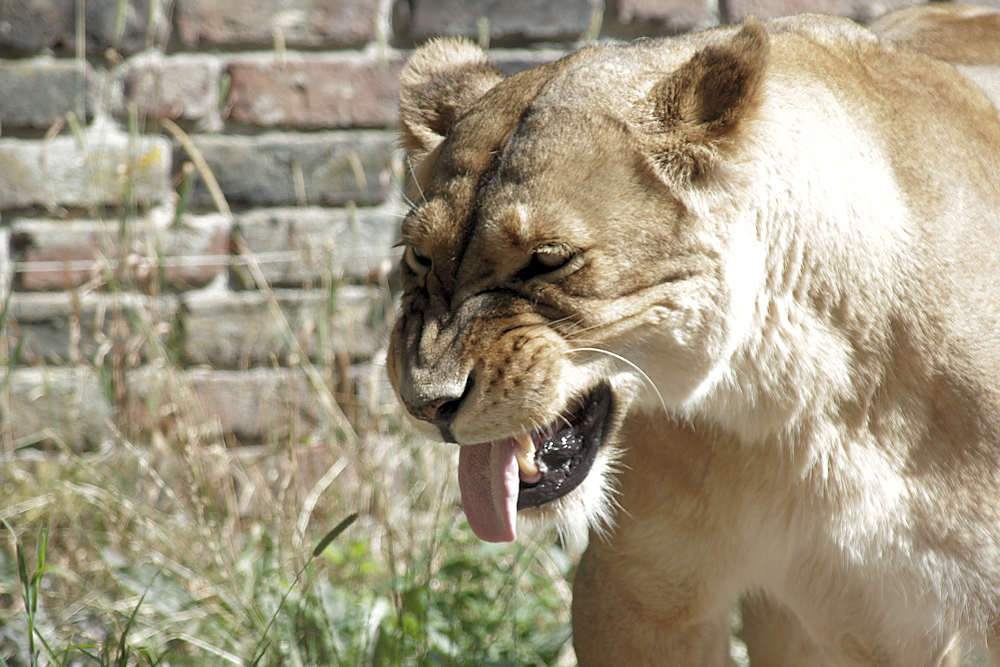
[{"x1": 514, "y1": 433, "x2": 542, "y2": 482}]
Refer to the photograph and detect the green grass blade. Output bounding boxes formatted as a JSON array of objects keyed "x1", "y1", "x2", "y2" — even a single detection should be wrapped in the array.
[
  {"x1": 312, "y1": 513, "x2": 358, "y2": 559},
  {"x1": 115, "y1": 575, "x2": 155, "y2": 667}
]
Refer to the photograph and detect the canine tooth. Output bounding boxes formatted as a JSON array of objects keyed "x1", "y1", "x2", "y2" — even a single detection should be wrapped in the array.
[{"x1": 514, "y1": 433, "x2": 541, "y2": 480}]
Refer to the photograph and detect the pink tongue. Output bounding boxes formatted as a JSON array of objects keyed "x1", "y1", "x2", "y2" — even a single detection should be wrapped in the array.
[{"x1": 458, "y1": 439, "x2": 519, "y2": 542}]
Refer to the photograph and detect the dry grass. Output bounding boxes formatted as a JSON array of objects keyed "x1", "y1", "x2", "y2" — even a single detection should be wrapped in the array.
[
  {"x1": 0, "y1": 108, "x2": 574, "y2": 664},
  {"x1": 0, "y1": 260, "x2": 576, "y2": 666},
  {"x1": 0, "y1": 1, "x2": 585, "y2": 662}
]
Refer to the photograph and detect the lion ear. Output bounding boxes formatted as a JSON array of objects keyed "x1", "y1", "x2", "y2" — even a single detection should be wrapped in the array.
[
  {"x1": 639, "y1": 18, "x2": 769, "y2": 179},
  {"x1": 399, "y1": 38, "x2": 504, "y2": 161}
]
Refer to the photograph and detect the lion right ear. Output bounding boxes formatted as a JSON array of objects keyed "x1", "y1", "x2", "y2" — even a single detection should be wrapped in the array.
[
  {"x1": 637, "y1": 19, "x2": 769, "y2": 182},
  {"x1": 399, "y1": 38, "x2": 504, "y2": 163}
]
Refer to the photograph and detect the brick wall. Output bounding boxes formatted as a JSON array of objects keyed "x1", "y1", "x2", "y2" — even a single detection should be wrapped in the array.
[{"x1": 0, "y1": 0, "x2": 974, "y2": 449}]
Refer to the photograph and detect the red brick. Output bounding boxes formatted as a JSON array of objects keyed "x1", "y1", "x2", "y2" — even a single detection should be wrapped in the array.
[
  {"x1": 617, "y1": 0, "x2": 716, "y2": 28},
  {"x1": 10, "y1": 212, "x2": 230, "y2": 291},
  {"x1": 227, "y1": 53, "x2": 403, "y2": 129},
  {"x1": 727, "y1": 0, "x2": 914, "y2": 22},
  {"x1": 176, "y1": 0, "x2": 380, "y2": 48}
]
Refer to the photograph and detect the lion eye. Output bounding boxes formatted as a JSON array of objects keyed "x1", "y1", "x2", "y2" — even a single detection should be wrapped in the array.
[
  {"x1": 534, "y1": 250, "x2": 568, "y2": 269},
  {"x1": 404, "y1": 245, "x2": 432, "y2": 275},
  {"x1": 518, "y1": 246, "x2": 581, "y2": 281}
]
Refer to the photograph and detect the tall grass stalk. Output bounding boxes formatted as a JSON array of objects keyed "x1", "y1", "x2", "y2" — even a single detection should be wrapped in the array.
[{"x1": 0, "y1": 17, "x2": 576, "y2": 665}]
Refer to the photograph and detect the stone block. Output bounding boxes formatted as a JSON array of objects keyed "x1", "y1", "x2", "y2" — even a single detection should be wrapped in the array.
[
  {"x1": 3, "y1": 367, "x2": 113, "y2": 451},
  {"x1": 10, "y1": 211, "x2": 231, "y2": 291},
  {"x1": 0, "y1": 121, "x2": 172, "y2": 211},
  {"x1": 176, "y1": 0, "x2": 380, "y2": 48},
  {"x1": 125, "y1": 366, "x2": 325, "y2": 443},
  {"x1": 233, "y1": 204, "x2": 402, "y2": 284},
  {"x1": 82, "y1": 0, "x2": 169, "y2": 54},
  {"x1": 181, "y1": 286, "x2": 388, "y2": 368},
  {"x1": 6, "y1": 291, "x2": 181, "y2": 366},
  {"x1": 0, "y1": 58, "x2": 92, "y2": 129},
  {"x1": 617, "y1": 0, "x2": 717, "y2": 28},
  {"x1": 186, "y1": 130, "x2": 397, "y2": 207},
  {"x1": 0, "y1": 0, "x2": 74, "y2": 52},
  {"x1": 227, "y1": 52, "x2": 403, "y2": 129},
  {"x1": 726, "y1": 0, "x2": 913, "y2": 22},
  {"x1": 0, "y1": 0, "x2": 167, "y2": 54},
  {"x1": 118, "y1": 52, "x2": 223, "y2": 125},
  {"x1": 408, "y1": 0, "x2": 597, "y2": 43}
]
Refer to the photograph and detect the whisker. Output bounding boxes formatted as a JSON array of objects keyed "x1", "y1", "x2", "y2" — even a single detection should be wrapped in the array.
[
  {"x1": 570, "y1": 346, "x2": 669, "y2": 416},
  {"x1": 406, "y1": 155, "x2": 428, "y2": 205}
]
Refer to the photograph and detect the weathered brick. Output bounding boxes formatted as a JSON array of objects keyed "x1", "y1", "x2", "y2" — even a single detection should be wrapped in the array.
[
  {"x1": 186, "y1": 130, "x2": 397, "y2": 207},
  {"x1": 6, "y1": 291, "x2": 181, "y2": 366},
  {"x1": 617, "y1": 0, "x2": 717, "y2": 28},
  {"x1": 489, "y1": 49, "x2": 573, "y2": 76},
  {"x1": 3, "y1": 367, "x2": 113, "y2": 451},
  {"x1": 82, "y1": 0, "x2": 169, "y2": 54},
  {"x1": 176, "y1": 0, "x2": 380, "y2": 48},
  {"x1": 408, "y1": 0, "x2": 597, "y2": 43},
  {"x1": 11, "y1": 219, "x2": 114, "y2": 291},
  {"x1": 227, "y1": 52, "x2": 403, "y2": 129},
  {"x1": 0, "y1": 122, "x2": 172, "y2": 210},
  {"x1": 726, "y1": 0, "x2": 913, "y2": 22},
  {"x1": 126, "y1": 366, "x2": 325, "y2": 443},
  {"x1": 0, "y1": 0, "x2": 74, "y2": 52},
  {"x1": 0, "y1": 0, "x2": 167, "y2": 54},
  {"x1": 0, "y1": 58, "x2": 92, "y2": 129},
  {"x1": 118, "y1": 52, "x2": 223, "y2": 125},
  {"x1": 233, "y1": 204, "x2": 402, "y2": 284},
  {"x1": 10, "y1": 211, "x2": 231, "y2": 291},
  {"x1": 181, "y1": 286, "x2": 387, "y2": 368},
  {"x1": 150, "y1": 213, "x2": 232, "y2": 288}
]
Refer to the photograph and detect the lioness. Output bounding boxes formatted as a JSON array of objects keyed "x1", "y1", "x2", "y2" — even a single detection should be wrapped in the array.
[{"x1": 387, "y1": 4, "x2": 1000, "y2": 665}]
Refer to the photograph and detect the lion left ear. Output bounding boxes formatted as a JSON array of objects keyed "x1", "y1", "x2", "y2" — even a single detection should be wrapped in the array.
[
  {"x1": 399, "y1": 38, "x2": 504, "y2": 165},
  {"x1": 639, "y1": 18, "x2": 769, "y2": 179}
]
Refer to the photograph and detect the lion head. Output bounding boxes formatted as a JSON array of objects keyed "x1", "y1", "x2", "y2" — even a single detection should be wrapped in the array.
[{"x1": 387, "y1": 23, "x2": 771, "y2": 545}]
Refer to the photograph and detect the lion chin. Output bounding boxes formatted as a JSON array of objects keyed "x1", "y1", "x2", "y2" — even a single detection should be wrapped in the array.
[{"x1": 389, "y1": 3, "x2": 1000, "y2": 666}]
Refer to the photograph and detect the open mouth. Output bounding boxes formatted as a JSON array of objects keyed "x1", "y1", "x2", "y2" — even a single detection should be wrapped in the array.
[
  {"x1": 515, "y1": 383, "x2": 613, "y2": 510},
  {"x1": 457, "y1": 383, "x2": 614, "y2": 542}
]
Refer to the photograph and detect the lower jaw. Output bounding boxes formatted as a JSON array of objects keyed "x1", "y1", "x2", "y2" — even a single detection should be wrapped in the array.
[{"x1": 516, "y1": 382, "x2": 613, "y2": 511}]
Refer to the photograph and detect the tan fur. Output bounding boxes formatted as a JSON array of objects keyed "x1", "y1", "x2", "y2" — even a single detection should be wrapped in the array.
[{"x1": 389, "y1": 5, "x2": 1000, "y2": 666}]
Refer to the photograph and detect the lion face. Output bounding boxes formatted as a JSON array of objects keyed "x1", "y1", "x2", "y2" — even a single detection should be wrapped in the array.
[{"x1": 388, "y1": 24, "x2": 769, "y2": 544}]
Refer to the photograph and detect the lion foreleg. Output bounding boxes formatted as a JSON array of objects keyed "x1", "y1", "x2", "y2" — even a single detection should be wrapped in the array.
[
  {"x1": 572, "y1": 544, "x2": 737, "y2": 667},
  {"x1": 740, "y1": 594, "x2": 830, "y2": 667}
]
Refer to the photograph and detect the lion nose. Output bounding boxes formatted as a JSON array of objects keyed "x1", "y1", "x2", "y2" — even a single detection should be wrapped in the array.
[
  {"x1": 401, "y1": 373, "x2": 475, "y2": 437},
  {"x1": 415, "y1": 397, "x2": 461, "y2": 423}
]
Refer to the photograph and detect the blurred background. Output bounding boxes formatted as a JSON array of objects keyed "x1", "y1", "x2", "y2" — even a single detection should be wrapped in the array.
[{"x1": 0, "y1": 0, "x2": 955, "y2": 665}]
